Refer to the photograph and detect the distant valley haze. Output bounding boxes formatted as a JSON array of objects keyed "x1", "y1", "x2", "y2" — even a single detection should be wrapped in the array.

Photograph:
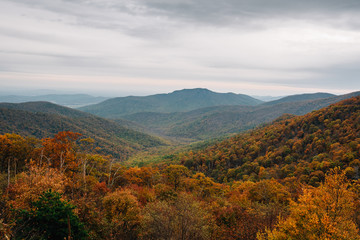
[{"x1": 1, "y1": 0, "x2": 360, "y2": 96}]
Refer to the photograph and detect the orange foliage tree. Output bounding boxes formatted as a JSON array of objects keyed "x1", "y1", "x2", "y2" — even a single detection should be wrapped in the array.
[{"x1": 259, "y1": 169, "x2": 360, "y2": 240}]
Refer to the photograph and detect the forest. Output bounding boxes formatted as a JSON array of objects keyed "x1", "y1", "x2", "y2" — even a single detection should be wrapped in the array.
[{"x1": 0, "y1": 96, "x2": 359, "y2": 239}]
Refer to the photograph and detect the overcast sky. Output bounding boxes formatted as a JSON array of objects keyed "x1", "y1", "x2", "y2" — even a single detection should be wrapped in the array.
[{"x1": 1, "y1": 0, "x2": 360, "y2": 96}]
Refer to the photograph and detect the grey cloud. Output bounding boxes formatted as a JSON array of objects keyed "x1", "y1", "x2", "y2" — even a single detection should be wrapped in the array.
[
  {"x1": 1, "y1": 0, "x2": 359, "y2": 95},
  {"x1": 138, "y1": 0, "x2": 360, "y2": 28},
  {"x1": 9, "y1": 0, "x2": 360, "y2": 38},
  {"x1": 12, "y1": 0, "x2": 360, "y2": 23},
  {"x1": 0, "y1": 27, "x2": 67, "y2": 44},
  {"x1": 141, "y1": 0, "x2": 360, "y2": 17}
]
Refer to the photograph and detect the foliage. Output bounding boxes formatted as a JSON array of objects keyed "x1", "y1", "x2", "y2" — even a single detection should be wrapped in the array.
[
  {"x1": 259, "y1": 169, "x2": 360, "y2": 240},
  {"x1": 0, "y1": 102, "x2": 165, "y2": 160},
  {"x1": 141, "y1": 193, "x2": 213, "y2": 240},
  {"x1": 102, "y1": 189, "x2": 141, "y2": 239},
  {"x1": 180, "y1": 96, "x2": 360, "y2": 184},
  {"x1": 7, "y1": 166, "x2": 67, "y2": 211},
  {"x1": 0, "y1": 96, "x2": 360, "y2": 239},
  {"x1": 13, "y1": 190, "x2": 87, "y2": 240},
  {"x1": 121, "y1": 92, "x2": 359, "y2": 140}
]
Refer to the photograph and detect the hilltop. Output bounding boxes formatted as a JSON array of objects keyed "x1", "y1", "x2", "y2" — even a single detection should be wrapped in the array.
[{"x1": 79, "y1": 88, "x2": 263, "y2": 118}]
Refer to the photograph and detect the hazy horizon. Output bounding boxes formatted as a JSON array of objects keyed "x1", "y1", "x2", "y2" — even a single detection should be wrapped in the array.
[{"x1": 0, "y1": 86, "x2": 352, "y2": 99}]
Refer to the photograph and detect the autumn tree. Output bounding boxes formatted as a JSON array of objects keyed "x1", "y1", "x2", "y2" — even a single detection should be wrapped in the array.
[
  {"x1": 0, "y1": 134, "x2": 38, "y2": 187},
  {"x1": 259, "y1": 169, "x2": 360, "y2": 240},
  {"x1": 102, "y1": 189, "x2": 141, "y2": 239},
  {"x1": 163, "y1": 165, "x2": 190, "y2": 191},
  {"x1": 141, "y1": 193, "x2": 213, "y2": 240},
  {"x1": 7, "y1": 166, "x2": 67, "y2": 211},
  {"x1": 124, "y1": 167, "x2": 157, "y2": 187},
  {"x1": 37, "y1": 131, "x2": 81, "y2": 174}
]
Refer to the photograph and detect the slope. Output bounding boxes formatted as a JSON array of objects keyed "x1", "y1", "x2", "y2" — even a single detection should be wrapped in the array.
[
  {"x1": 262, "y1": 92, "x2": 335, "y2": 105},
  {"x1": 0, "y1": 102, "x2": 165, "y2": 160},
  {"x1": 0, "y1": 94, "x2": 107, "y2": 108},
  {"x1": 79, "y1": 88, "x2": 263, "y2": 118},
  {"x1": 120, "y1": 91, "x2": 360, "y2": 140},
  {"x1": 178, "y1": 96, "x2": 360, "y2": 184}
]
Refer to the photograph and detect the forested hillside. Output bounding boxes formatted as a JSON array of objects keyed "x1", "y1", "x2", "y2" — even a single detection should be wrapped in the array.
[
  {"x1": 1, "y1": 95, "x2": 360, "y2": 239},
  {"x1": 79, "y1": 88, "x2": 263, "y2": 118},
  {"x1": 0, "y1": 102, "x2": 165, "y2": 159},
  {"x1": 121, "y1": 91, "x2": 360, "y2": 140},
  {"x1": 262, "y1": 92, "x2": 335, "y2": 105},
  {"x1": 178, "y1": 96, "x2": 360, "y2": 183}
]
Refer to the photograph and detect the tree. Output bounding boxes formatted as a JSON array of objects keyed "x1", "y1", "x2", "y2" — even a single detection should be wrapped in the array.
[
  {"x1": 102, "y1": 189, "x2": 141, "y2": 239},
  {"x1": 14, "y1": 190, "x2": 87, "y2": 240},
  {"x1": 163, "y1": 165, "x2": 190, "y2": 191},
  {"x1": 141, "y1": 193, "x2": 213, "y2": 240},
  {"x1": 259, "y1": 169, "x2": 360, "y2": 240},
  {"x1": 0, "y1": 134, "x2": 38, "y2": 187},
  {"x1": 38, "y1": 131, "x2": 81, "y2": 174},
  {"x1": 7, "y1": 166, "x2": 67, "y2": 211}
]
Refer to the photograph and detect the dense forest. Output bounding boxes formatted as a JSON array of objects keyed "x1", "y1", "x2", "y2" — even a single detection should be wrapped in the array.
[
  {"x1": 179, "y1": 96, "x2": 360, "y2": 184},
  {"x1": 0, "y1": 97, "x2": 359, "y2": 239},
  {"x1": 79, "y1": 88, "x2": 263, "y2": 118},
  {"x1": 0, "y1": 102, "x2": 165, "y2": 160},
  {"x1": 119, "y1": 91, "x2": 360, "y2": 140}
]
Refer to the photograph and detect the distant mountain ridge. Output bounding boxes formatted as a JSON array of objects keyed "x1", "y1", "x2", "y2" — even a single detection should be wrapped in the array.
[
  {"x1": 0, "y1": 102, "x2": 165, "y2": 160},
  {"x1": 79, "y1": 88, "x2": 263, "y2": 118},
  {"x1": 120, "y1": 91, "x2": 360, "y2": 140},
  {"x1": 0, "y1": 94, "x2": 108, "y2": 108},
  {"x1": 262, "y1": 92, "x2": 335, "y2": 105}
]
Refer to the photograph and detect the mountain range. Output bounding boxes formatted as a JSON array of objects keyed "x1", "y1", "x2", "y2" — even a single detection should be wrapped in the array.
[
  {"x1": 0, "y1": 102, "x2": 165, "y2": 160},
  {"x1": 1, "y1": 88, "x2": 359, "y2": 156},
  {"x1": 118, "y1": 91, "x2": 360, "y2": 140},
  {"x1": 0, "y1": 94, "x2": 108, "y2": 108},
  {"x1": 79, "y1": 88, "x2": 263, "y2": 118}
]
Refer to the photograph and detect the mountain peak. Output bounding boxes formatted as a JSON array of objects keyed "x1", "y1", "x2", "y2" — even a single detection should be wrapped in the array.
[
  {"x1": 80, "y1": 88, "x2": 262, "y2": 118},
  {"x1": 171, "y1": 88, "x2": 213, "y2": 94}
]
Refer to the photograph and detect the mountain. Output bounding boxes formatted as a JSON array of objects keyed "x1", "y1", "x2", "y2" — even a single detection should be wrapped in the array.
[
  {"x1": 178, "y1": 96, "x2": 360, "y2": 183},
  {"x1": 0, "y1": 94, "x2": 108, "y2": 108},
  {"x1": 0, "y1": 102, "x2": 165, "y2": 160},
  {"x1": 79, "y1": 88, "x2": 263, "y2": 118},
  {"x1": 251, "y1": 95, "x2": 283, "y2": 102},
  {"x1": 120, "y1": 91, "x2": 360, "y2": 140},
  {"x1": 263, "y1": 92, "x2": 335, "y2": 105}
]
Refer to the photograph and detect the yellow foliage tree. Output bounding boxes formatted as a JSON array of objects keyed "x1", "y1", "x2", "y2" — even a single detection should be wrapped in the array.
[
  {"x1": 258, "y1": 169, "x2": 360, "y2": 240},
  {"x1": 102, "y1": 189, "x2": 141, "y2": 239}
]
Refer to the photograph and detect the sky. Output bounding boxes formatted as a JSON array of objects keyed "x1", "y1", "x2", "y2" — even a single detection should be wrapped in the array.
[{"x1": 1, "y1": 0, "x2": 360, "y2": 97}]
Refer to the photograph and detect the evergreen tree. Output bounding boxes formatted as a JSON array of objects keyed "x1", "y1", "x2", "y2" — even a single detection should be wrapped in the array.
[{"x1": 14, "y1": 190, "x2": 88, "y2": 240}]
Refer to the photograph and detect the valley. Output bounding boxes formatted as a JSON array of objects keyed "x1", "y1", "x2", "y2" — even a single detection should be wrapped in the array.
[{"x1": 1, "y1": 88, "x2": 359, "y2": 239}]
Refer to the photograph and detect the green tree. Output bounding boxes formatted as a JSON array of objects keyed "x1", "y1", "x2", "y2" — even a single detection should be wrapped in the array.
[{"x1": 14, "y1": 190, "x2": 87, "y2": 240}]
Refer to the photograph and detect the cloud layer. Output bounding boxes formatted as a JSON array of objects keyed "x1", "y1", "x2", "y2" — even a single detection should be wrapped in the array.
[{"x1": 1, "y1": 0, "x2": 360, "y2": 96}]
